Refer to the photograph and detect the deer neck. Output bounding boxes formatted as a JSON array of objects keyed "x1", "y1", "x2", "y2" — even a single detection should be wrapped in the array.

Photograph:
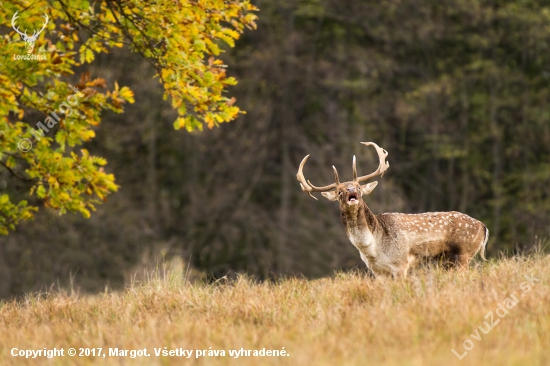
[{"x1": 340, "y1": 202, "x2": 379, "y2": 256}]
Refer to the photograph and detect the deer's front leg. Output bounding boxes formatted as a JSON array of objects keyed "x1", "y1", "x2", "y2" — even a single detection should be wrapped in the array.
[
  {"x1": 385, "y1": 253, "x2": 411, "y2": 279},
  {"x1": 360, "y1": 252, "x2": 377, "y2": 278},
  {"x1": 391, "y1": 266, "x2": 409, "y2": 279}
]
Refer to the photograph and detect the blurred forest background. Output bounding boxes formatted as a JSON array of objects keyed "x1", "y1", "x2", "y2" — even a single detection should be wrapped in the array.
[{"x1": 1, "y1": 0, "x2": 550, "y2": 298}]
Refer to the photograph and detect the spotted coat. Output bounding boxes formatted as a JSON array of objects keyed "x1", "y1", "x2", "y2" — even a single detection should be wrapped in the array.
[{"x1": 328, "y1": 182, "x2": 489, "y2": 278}]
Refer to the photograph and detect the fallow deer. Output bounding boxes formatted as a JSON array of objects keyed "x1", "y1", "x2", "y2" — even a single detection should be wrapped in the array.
[{"x1": 296, "y1": 142, "x2": 489, "y2": 278}]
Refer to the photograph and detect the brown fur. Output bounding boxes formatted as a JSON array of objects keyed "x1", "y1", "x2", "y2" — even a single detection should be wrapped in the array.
[{"x1": 327, "y1": 181, "x2": 488, "y2": 278}]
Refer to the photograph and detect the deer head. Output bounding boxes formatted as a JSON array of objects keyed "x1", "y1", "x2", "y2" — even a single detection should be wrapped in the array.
[
  {"x1": 11, "y1": 11, "x2": 49, "y2": 54},
  {"x1": 296, "y1": 142, "x2": 389, "y2": 210}
]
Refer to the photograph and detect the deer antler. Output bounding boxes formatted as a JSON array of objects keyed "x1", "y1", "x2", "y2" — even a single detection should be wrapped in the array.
[
  {"x1": 296, "y1": 155, "x2": 341, "y2": 200},
  {"x1": 31, "y1": 13, "x2": 49, "y2": 41},
  {"x1": 11, "y1": 11, "x2": 48, "y2": 42},
  {"x1": 297, "y1": 142, "x2": 389, "y2": 200},
  {"x1": 11, "y1": 11, "x2": 29, "y2": 40},
  {"x1": 354, "y1": 142, "x2": 390, "y2": 183}
]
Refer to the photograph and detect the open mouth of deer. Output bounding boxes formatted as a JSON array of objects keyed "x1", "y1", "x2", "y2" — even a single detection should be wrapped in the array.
[{"x1": 347, "y1": 192, "x2": 358, "y2": 204}]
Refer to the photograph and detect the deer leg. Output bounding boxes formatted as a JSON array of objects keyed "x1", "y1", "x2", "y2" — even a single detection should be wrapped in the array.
[
  {"x1": 391, "y1": 269, "x2": 408, "y2": 279},
  {"x1": 402, "y1": 265, "x2": 410, "y2": 278},
  {"x1": 445, "y1": 253, "x2": 471, "y2": 269},
  {"x1": 391, "y1": 262, "x2": 409, "y2": 279},
  {"x1": 360, "y1": 252, "x2": 377, "y2": 279},
  {"x1": 456, "y1": 254, "x2": 471, "y2": 268}
]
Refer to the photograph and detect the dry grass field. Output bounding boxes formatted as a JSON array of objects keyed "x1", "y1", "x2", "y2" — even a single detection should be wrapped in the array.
[{"x1": 0, "y1": 253, "x2": 548, "y2": 366}]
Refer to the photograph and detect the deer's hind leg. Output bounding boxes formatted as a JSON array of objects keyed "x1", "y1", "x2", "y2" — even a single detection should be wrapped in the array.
[
  {"x1": 442, "y1": 243, "x2": 473, "y2": 269},
  {"x1": 454, "y1": 254, "x2": 472, "y2": 269}
]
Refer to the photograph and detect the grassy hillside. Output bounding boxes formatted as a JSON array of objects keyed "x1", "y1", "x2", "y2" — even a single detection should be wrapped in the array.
[{"x1": 0, "y1": 254, "x2": 548, "y2": 365}]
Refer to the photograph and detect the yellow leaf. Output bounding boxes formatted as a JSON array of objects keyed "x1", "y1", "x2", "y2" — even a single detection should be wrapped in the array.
[{"x1": 119, "y1": 87, "x2": 135, "y2": 103}]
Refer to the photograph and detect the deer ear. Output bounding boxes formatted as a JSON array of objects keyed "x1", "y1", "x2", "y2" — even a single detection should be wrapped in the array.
[
  {"x1": 361, "y1": 181, "x2": 378, "y2": 196},
  {"x1": 321, "y1": 191, "x2": 339, "y2": 201}
]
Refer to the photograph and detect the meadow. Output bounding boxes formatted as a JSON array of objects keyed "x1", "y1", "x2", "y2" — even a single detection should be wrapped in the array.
[{"x1": 0, "y1": 253, "x2": 548, "y2": 366}]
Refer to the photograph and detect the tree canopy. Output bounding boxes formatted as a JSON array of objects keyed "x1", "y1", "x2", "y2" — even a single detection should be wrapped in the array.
[{"x1": 0, "y1": 0, "x2": 257, "y2": 234}]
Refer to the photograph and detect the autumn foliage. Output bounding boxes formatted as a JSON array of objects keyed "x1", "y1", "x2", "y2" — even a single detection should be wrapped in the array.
[{"x1": 0, "y1": 0, "x2": 257, "y2": 234}]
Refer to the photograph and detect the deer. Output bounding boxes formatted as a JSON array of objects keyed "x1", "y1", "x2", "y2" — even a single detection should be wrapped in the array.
[
  {"x1": 12, "y1": 11, "x2": 49, "y2": 54},
  {"x1": 296, "y1": 142, "x2": 489, "y2": 278}
]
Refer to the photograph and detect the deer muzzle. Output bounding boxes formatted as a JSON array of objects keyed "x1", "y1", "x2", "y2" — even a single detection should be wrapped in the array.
[{"x1": 346, "y1": 187, "x2": 358, "y2": 204}]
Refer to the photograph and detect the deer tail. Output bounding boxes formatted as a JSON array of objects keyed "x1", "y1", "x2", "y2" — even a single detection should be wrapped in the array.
[{"x1": 479, "y1": 225, "x2": 489, "y2": 261}]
